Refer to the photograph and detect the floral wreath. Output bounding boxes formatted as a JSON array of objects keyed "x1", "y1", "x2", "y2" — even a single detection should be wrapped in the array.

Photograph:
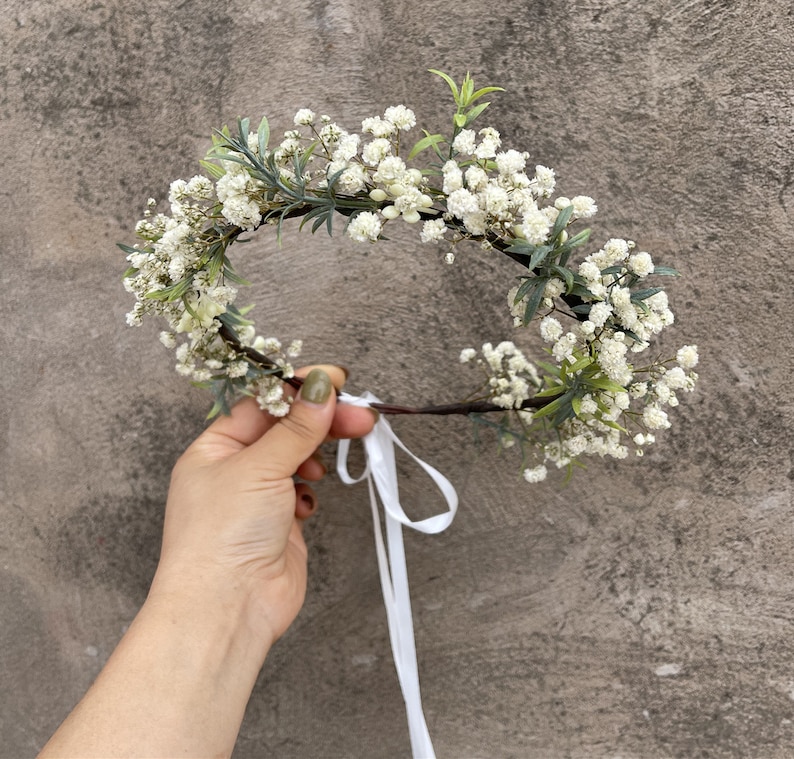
[{"x1": 122, "y1": 70, "x2": 698, "y2": 484}]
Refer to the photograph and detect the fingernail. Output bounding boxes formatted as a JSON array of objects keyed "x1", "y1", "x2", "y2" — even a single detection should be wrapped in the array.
[
  {"x1": 337, "y1": 365, "x2": 350, "y2": 381},
  {"x1": 300, "y1": 368, "x2": 333, "y2": 405},
  {"x1": 368, "y1": 408, "x2": 381, "y2": 423},
  {"x1": 301, "y1": 492, "x2": 317, "y2": 513}
]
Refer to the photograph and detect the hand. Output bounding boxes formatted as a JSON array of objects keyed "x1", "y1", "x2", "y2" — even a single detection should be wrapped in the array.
[
  {"x1": 149, "y1": 364, "x2": 377, "y2": 648},
  {"x1": 39, "y1": 366, "x2": 376, "y2": 758}
]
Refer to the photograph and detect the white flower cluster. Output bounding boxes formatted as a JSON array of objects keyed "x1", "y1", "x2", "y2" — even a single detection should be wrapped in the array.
[
  {"x1": 460, "y1": 235, "x2": 699, "y2": 481},
  {"x1": 123, "y1": 180, "x2": 301, "y2": 417},
  {"x1": 460, "y1": 342, "x2": 540, "y2": 410}
]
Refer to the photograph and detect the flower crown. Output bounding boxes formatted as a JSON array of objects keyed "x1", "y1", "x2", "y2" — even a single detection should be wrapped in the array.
[{"x1": 122, "y1": 70, "x2": 698, "y2": 483}]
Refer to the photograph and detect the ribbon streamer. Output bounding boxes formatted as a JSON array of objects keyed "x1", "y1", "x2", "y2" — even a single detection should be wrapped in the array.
[{"x1": 337, "y1": 391, "x2": 458, "y2": 759}]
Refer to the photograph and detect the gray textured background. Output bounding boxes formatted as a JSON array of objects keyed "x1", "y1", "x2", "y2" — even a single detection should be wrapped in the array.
[{"x1": 2, "y1": 1, "x2": 793, "y2": 757}]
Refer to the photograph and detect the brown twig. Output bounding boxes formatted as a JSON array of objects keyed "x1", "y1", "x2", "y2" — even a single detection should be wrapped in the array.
[{"x1": 218, "y1": 323, "x2": 549, "y2": 416}]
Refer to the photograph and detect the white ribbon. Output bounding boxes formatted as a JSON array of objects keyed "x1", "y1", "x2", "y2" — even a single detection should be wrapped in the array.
[{"x1": 336, "y1": 391, "x2": 458, "y2": 759}]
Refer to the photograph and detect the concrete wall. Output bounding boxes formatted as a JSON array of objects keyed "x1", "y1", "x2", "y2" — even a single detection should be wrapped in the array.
[{"x1": 2, "y1": 1, "x2": 793, "y2": 756}]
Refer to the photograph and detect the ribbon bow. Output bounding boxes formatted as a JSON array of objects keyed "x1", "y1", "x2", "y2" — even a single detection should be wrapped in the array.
[{"x1": 336, "y1": 391, "x2": 459, "y2": 759}]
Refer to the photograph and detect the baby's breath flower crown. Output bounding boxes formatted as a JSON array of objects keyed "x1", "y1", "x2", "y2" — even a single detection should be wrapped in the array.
[{"x1": 122, "y1": 70, "x2": 698, "y2": 483}]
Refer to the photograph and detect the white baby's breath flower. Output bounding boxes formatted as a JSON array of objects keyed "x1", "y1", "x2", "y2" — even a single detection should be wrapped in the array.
[
  {"x1": 543, "y1": 278, "x2": 565, "y2": 299},
  {"x1": 420, "y1": 218, "x2": 447, "y2": 243},
  {"x1": 676, "y1": 345, "x2": 699, "y2": 369},
  {"x1": 643, "y1": 404, "x2": 671, "y2": 430},
  {"x1": 446, "y1": 188, "x2": 479, "y2": 219},
  {"x1": 373, "y1": 156, "x2": 407, "y2": 184},
  {"x1": 523, "y1": 465, "x2": 548, "y2": 483},
  {"x1": 465, "y1": 165, "x2": 488, "y2": 192},
  {"x1": 459, "y1": 348, "x2": 477, "y2": 363},
  {"x1": 588, "y1": 302, "x2": 613, "y2": 328},
  {"x1": 531, "y1": 165, "x2": 556, "y2": 197},
  {"x1": 522, "y1": 208, "x2": 551, "y2": 244},
  {"x1": 159, "y1": 331, "x2": 176, "y2": 349},
  {"x1": 362, "y1": 116, "x2": 395, "y2": 138},
  {"x1": 474, "y1": 127, "x2": 501, "y2": 159},
  {"x1": 362, "y1": 138, "x2": 392, "y2": 165},
  {"x1": 495, "y1": 149, "x2": 527, "y2": 176},
  {"x1": 452, "y1": 129, "x2": 476, "y2": 154},
  {"x1": 293, "y1": 108, "x2": 316, "y2": 126},
  {"x1": 383, "y1": 105, "x2": 416, "y2": 130},
  {"x1": 571, "y1": 195, "x2": 597, "y2": 219},
  {"x1": 540, "y1": 316, "x2": 563, "y2": 343},
  {"x1": 628, "y1": 251, "x2": 654, "y2": 277},
  {"x1": 578, "y1": 260, "x2": 602, "y2": 282},
  {"x1": 347, "y1": 211, "x2": 383, "y2": 243},
  {"x1": 442, "y1": 160, "x2": 464, "y2": 193}
]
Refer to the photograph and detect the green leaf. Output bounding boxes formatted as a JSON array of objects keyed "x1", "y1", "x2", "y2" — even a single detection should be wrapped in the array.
[
  {"x1": 586, "y1": 376, "x2": 627, "y2": 394},
  {"x1": 460, "y1": 73, "x2": 474, "y2": 104},
  {"x1": 463, "y1": 101, "x2": 491, "y2": 127},
  {"x1": 408, "y1": 131, "x2": 446, "y2": 160},
  {"x1": 505, "y1": 239, "x2": 537, "y2": 256},
  {"x1": 536, "y1": 360, "x2": 561, "y2": 378},
  {"x1": 531, "y1": 394, "x2": 565, "y2": 420},
  {"x1": 566, "y1": 354, "x2": 594, "y2": 375},
  {"x1": 556, "y1": 228, "x2": 591, "y2": 267},
  {"x1": 561, "y1": 227, "x2": 591, "y2": 249},
  {"x1": 206, "y1": 392, "x2": 230, "y2": 419},
  {"x1": 199, "y1": 159, "x2": 226, "y2": 179},
  {"x1": 117, "y1": 242, "x2": 141, "y2": 256},
  {"x1": 548, "y1": 264, "x2": 575, "y2": 293},
  {"x1": 257, "y1": 115, "x2": 270, "y2": 157},
  {"x1": 469, "y1": 85, "x2": 505, "y2": 102},
  {"x1": 454, "y1": 113, "x2": 467, "y2": 128},
  {"x1": 653, "y1": 265, "x2": 680, "y2": 276},
  {"x1": 207, "y1": 248, "x2": 225, "y2": 280},
  {"x1": 569, "y1": 282, "x2": 594, "y2": 300},
  {"x1": 222, "y1": 265, "x2": 252, "y2": 286},
  {"x1": 218, "y1": 309, "x2": 253, "y2": 327},
  {"x1": 145, "y1": 277, "x2": 194, "y2": 301},
  {"x1": 571, "y1": 395, "x2": 583, "y2": 417},
  {"x1": 429, "y1": 69, "x2": 460, "y2": 102},
  {"x1": 532, "y1": 390, "x2": 574, "y2": 423},
  {"x1": 523, "y1": 278, "x2": 547, "y2": 325},
  {"x1": 514, "y1": 276, "x2": 541, "y2": 304},
  {"x1": 549, "y1": 204, "x2": 574, "y2": 241},
  {"x1": 599, "y1": 418, "x2": 628, "y2": 433},
  {"x1": 528, "y1": 245, "x2": 552, "y2": 271},
  {"x1": 121, "y1": 265, "x2": 138, "y2": 279},
  {"x1": 533, "y1": 383, "x2": 566, "y2": 399},
  {"x1": 630, "y1": 287, "x2": 663, "y2": 302}
]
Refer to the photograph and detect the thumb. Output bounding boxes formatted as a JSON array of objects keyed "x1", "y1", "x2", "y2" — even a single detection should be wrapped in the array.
[{"x1": 240, "y1": 368, "x2": 336, "y2": 481}]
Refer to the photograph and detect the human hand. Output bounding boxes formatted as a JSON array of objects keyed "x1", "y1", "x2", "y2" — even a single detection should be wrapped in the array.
[{"x1": 148, "y1": 365, "x2": 376, "y2": 649}]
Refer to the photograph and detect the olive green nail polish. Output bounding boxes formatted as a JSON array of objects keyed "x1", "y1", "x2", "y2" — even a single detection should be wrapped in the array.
[{"x1": 301, "y1": 368, "x2": 333, "y2": 405}]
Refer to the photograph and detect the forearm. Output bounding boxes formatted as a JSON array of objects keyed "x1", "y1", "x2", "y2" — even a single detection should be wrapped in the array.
[{"x1": 39, "y1": 576, "x2": 270, "y2": 758}]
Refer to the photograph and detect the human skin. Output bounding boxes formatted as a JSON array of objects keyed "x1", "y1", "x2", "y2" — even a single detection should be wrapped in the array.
[{"x1": 38, "y1": 365, "x2": 376, "y2": 758}]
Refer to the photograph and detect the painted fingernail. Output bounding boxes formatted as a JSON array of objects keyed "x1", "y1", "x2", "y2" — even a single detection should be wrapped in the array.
[
  {"x1": 368, "y1": 408, "x2": 381, "y2": 423},
  {"x1": 301, "y1": 492, "x2": 317, "y2": 513},
  {"x1": 300, "y1": 368, "x2": 333, "y2": 405}
]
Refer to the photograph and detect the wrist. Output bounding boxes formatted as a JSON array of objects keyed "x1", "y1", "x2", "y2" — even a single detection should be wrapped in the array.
[
  {"x1": 147, "y1": 564, "x2": 277, "y2": 660},
  {"x1": 40, "y1": 567, "x2": 274, "y2": 758}
]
